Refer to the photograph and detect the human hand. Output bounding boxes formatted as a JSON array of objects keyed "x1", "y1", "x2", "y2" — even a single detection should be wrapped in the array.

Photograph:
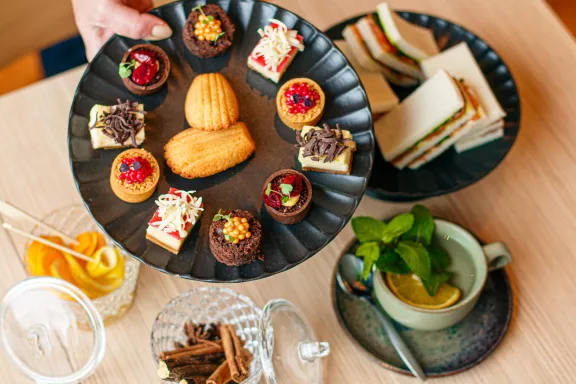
[{"x1": 73, "y1": 0, "x2": 173, "y2": 61}]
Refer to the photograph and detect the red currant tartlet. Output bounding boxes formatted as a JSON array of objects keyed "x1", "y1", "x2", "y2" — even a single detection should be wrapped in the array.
[
  {"x1": 276, "y1": 78, "x2": 325, "y2": 131},
  {"x1": 262, "y1": 169, "x2": 312, "y2": 224},
  {"x1": 119, "y1": 44, "x2": 170, "y2": 96},
  {"x1": 110, "y1": 149, "x2": 160, "y2": 203}
]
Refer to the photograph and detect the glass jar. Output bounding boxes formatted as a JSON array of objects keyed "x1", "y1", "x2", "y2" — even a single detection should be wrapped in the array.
[
  {"x1": 22, "y1": 205, "x2": 139, "y2": 327},
  {"x1": 151, "y1": 287, "x2": 330, "y2": 384}
]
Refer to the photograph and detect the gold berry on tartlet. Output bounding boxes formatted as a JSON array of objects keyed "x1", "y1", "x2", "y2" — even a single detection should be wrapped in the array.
[
  {"x1": 194, "y1": 14, "x2": 223, "y2": 41},
  {"x1": 222, "y1": 216, "x2": 251, "y2": 244}
]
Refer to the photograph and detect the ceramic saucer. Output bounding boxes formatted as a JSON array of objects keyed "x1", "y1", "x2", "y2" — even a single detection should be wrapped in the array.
[{"x1": 331, "y1": 250, "x2": 513, "y2": 377}]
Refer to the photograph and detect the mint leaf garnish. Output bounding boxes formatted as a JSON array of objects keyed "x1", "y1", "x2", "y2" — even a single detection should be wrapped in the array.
[
  {"x1": 280, "y1": 183, "x2": 293, "y2": 196},
  {"x1": 118, "y1": 60, "x2": 135, "y2": 78},
  {"x1": 355, "y1": 242, "x2": 380, "y2": 280},
  {"x1": 382, "y1": 213, "x2": 414, "y2": 244},
  {"x1": 265, "y1": 183, "x2": 272, "y2": 196},
  {"x1": 394, "y1": 240, "x2": 431, "y2": 279},
  {"x1": 351, "y1": 217, "x2": 387, "y2": 243},
  {"x1": 281, "y1": 196, "x2": 290, "y2": 204},
  {"x1": 376, "y1": 248, "x2": 410, "y2": 274},
  {"x1": 224, "y1": 234, "x2": 236, "y2": 243},
  {"x1": 207, "y1": 15, "x2": 214, "y2": 21},
  {"x1": 429, "y1": 245, "x2": 450, "y2": 273},
  {"x1": 401, "y1": 205, "x2": 434, "y2": 246},
  {"x1": 422, "y1": 272, "x2": 453, "y2": 296},
  {"x1": 213, "y1": 209, "x2": 232, "y2": 223},
  {"x1": 213, "y1": 32, "x2": 226, "y2": 42}
]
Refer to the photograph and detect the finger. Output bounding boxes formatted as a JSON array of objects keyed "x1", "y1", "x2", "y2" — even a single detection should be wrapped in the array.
[
  {"x1": 104, "y1": 2, "x2": 172, "y2": 40},
  {"x1": 82, "y1": 27, "x2": 114, "y2": 61}
]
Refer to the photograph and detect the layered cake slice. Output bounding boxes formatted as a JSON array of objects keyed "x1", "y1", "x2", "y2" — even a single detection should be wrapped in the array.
[
  {"x1": 89, "y1": 99, "x2": 145, "y2": 149},
  {"x1": 146, "y1": 188, "x2": 204, "y2": 254},
  {"x1": 296, "y1": 124, "x2": 357, "y2": 175},
  {"x1": 247, "y1": 19, "x2": 305, "y2": 83}
]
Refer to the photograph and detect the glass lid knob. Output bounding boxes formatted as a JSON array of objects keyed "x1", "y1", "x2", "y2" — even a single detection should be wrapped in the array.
[{"x1": 259, "y1": 299, "x2": 330, "y2": 384}]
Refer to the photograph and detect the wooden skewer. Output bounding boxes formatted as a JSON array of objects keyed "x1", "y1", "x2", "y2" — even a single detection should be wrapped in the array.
[
  {"x1": 2, "y1": 223, "x2": 93, "y2": 263},
  {"x1": 0, "y1": 200, "x2": 79, "y2": 245}
]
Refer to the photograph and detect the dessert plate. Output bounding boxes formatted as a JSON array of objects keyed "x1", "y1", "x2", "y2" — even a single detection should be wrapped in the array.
[
  {"x1": 325, "y1": 13, "x2": 521, "y2": 201},
  {"x1": 68, "y1": 0, "x2": 374, "y2": 282},
  {"x1": 331, "y1": 240, "x2": 513, "y2": 377}
]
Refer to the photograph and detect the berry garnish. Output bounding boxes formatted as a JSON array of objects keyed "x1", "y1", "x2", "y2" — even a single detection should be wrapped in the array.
[
  {"x1": 263, "y1": 189, "x2": 282, "y2": 209},
  {"x1": 118, "y1": 156, "x2": 154, "y2": 184},
  {"x1": 282, "y1": 174, "x2": 303, "y2": 196},
  {"x1": 131, "y1": 62, "x2": 159, "y2": 85},
  {"x1": 284, "y1": 82, "x2": 319, "y2": 115},
  {"x1": 130, "y1": 50, "x2": 157, "y2": 64}
]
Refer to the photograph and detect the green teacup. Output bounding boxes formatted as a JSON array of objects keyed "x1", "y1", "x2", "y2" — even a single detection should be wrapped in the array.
[{"x1": 373, "y1": 219, "x2": 512, "y2": 331}]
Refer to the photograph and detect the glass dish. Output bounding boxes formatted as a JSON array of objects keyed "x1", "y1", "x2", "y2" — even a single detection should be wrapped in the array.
[
  {"x1": 22, "y1": 205, "x2": 140, "y2": 328},
  {"x1": 150, "y1": 287, "x2": 262, "y2": 384}
]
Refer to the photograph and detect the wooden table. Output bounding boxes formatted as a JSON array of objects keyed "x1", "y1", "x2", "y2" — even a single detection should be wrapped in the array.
[{"x1": 1, "y1": 0, "x2": 576, "y2": 382}]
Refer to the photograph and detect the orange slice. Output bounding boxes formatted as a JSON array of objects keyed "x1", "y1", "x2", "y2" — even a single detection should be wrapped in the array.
[
  {"x1": 27, "y1": 236, "x2": 66, "y2": 276},
  {"x1": 87, "y1": 246, "x2": 118, "y2": 278}
]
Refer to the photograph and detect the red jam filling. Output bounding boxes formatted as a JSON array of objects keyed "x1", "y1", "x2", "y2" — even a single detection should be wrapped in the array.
[
  {"x1": 263, "y1": 174, "x2": 304, "y2": 209},
  {"x1": 118, "y1": 156, "x2": 154, "y2": 184},
  {"x1": 284, "y1": 82, "x2": 320, "y2": 114},
  {"x1": 130, "y1": 49, "x2": 159, "y2": 85}
]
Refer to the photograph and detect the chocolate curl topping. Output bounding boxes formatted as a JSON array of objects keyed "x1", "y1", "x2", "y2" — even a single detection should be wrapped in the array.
[
  {"x1": 295, "y1": 123, "x2": 352, "y2": 163},
  {"x1": 90, "y1": 99, "x2": 146, "y2": 147}
]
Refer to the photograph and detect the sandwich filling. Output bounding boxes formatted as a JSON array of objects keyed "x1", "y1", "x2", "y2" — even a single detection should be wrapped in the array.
[
  {"x1": 367, "y1": 14, "x2": 419, "y2": 70},
  {"x1": 391, "y1": 78, "x2": 483, "y2": 168}
]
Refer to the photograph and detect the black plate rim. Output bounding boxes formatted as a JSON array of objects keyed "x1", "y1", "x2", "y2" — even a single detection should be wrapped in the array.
[
  {"x1": 67, "y1": 0, "x2": 375, "y2": 283},
  {"x1": 325, "y1": 11, "x2": 522, "y2": 202},
  {"x1": 330, "y1": 231, "x2": 513, "y2": 377}
]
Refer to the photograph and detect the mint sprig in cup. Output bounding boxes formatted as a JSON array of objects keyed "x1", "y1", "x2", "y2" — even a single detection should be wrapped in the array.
[{"x1": 351, "y1": 205, "x2": 454, "y2": 297}]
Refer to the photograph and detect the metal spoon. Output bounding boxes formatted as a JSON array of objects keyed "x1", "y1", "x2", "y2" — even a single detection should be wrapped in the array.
[{"x1": 336, "y1": 252, "x2": 427, "y2": 381}]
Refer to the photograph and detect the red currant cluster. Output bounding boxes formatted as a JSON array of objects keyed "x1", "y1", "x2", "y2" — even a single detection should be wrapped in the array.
[
  {"x1": 130, "y1": 49, "x2": 159, "y2": 85},
  {"x1": 284, "y1": 83, "x2": 320, "y2": 114},
  {"x1": 118, "y1": 156, "x2": 154, "y2": 184}
]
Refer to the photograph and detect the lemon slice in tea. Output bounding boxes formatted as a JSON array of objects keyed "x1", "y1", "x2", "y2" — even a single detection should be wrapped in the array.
[{"x1": 386, "y1": 273, "x2": 461, "y2": 310}]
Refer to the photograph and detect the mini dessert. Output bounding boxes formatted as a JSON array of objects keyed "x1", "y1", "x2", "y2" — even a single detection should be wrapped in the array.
[
  {"x1": 88, "y1": 99, "x2": 145, "y2": 149},
  {"x1": 185, "y1": 73, "x2": 239, "y2": 131},
  {"x1": 276, "y1": 78, "x2": 325, "y2": 131},
  {"x1": 209, "y1": 210, "x2": 262, "y2": 266},
  {"x1": 165, "y1": 122, "x2": 256, "y2": 179},
  {"x1": 146, "y1": 189, "x2": 204, "y2": 254},
  {"x1": 110, "y1": 149, "x2": 160, "y2": 203},
  {"x1": 183, "y1": 4, "x2": 235, "y2": 59},
  {"x1": 296, "y1": 123, "x2": 357, "y2": 175},
  {"x1": 262, "y1": 170, "x2": 312, "y2": 224},
  {"x1": 118, "y1": 44, "x2": 170, "y2": 95},
  {"x1": 247, "y1": 19, "x2": 305, "y2": 83}
]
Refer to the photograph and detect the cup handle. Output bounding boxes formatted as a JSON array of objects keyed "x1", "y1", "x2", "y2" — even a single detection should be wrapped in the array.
[{"x1": 482, "y1": 242, "x2": 512, "y2": 271}]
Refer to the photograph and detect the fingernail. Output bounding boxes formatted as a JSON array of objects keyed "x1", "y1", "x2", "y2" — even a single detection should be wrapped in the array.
[{"x1": 146, "y1": 24, "x2": 173, "y2": 40}]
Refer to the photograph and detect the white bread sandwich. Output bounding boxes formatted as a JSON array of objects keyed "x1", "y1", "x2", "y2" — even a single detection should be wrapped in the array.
[
  {"x1": 334, "y1": 40, "x2": 399, "y2": 113},
  {"x1": 342, "y1": 23, "x2": 417, "y2": 86},
  {"x1": 421, "y1": 42, "x2": 506, "y2": 151},
  {"x1": 354, "y1": 3, "x2": 439, "y2": 85},
  {"x1": 374, "y1": 69, "x2": 486, "y2": 170}
]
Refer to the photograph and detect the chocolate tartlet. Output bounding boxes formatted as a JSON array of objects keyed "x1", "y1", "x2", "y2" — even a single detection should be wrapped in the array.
[
  {"x1": 262, "y1": 170, "x2": 312, "y2": 225},
  {"x1": 120, "y1": 44, "x2": 170, "y2": 96},
  {"x1": 183, "y1": 4, "x2": 235, "y2": 59},
  {"x1": 209, "y1": 210, "x2": 262, "y2": 266}
]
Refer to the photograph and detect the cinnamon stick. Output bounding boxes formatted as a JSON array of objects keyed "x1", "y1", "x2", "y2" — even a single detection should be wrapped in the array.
[
  {"x1": 220, "y1": 324, "x2": 249, "y2": 383},
  {"x1": 206, "y1": 360, "x2": 232, "y2": 384},
  {"x1": 160, "y1": 352, "x2": 226, "y2": 369},
  {"x1": 162, "y1": 344, "x2": 223, "y2": 360},
  {"x1": 158, "y1": 359, "x2": 219, "y2": 380}
]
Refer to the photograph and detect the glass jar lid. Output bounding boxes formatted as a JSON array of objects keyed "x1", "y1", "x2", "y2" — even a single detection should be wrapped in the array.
[
  {"x1": 0, "y1": 277, "x2": 105, "y2": 383},
  {"x1": 258, "y1": 299, "x2": 330, "y2": 384}
]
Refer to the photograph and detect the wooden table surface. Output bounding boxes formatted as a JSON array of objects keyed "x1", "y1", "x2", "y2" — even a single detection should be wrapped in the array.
[{"x1": 2, "y1": 0, "x2": 576, "y2": 382}]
